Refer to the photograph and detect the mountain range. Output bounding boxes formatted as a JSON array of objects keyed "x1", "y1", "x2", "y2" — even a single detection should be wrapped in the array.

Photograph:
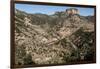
[{"x1": 15, "y1": 8, "x2": 95, "y2": 65}]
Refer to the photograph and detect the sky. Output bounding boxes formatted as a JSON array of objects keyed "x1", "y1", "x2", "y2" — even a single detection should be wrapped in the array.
[{"x1": 15, "y1": 3, "x2": 94, "y2": 16}]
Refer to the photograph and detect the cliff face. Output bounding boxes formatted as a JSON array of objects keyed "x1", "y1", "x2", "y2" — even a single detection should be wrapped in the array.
[
  {"x1": 66, "y1": 8, "x2": 79, "y2": 15},
  {"x1": 15, "y1": 8, "x2": 95, "y2": 65}
]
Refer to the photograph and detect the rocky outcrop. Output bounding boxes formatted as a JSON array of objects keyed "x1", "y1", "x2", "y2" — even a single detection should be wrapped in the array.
[{"x1": 66, "y1": 8, "x2": 79, "y2": 15}]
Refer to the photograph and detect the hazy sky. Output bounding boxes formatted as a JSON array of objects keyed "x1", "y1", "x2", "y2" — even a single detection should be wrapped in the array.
[{"x1": 15, "y1": 3, "x2": 94, "y2": 16}]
